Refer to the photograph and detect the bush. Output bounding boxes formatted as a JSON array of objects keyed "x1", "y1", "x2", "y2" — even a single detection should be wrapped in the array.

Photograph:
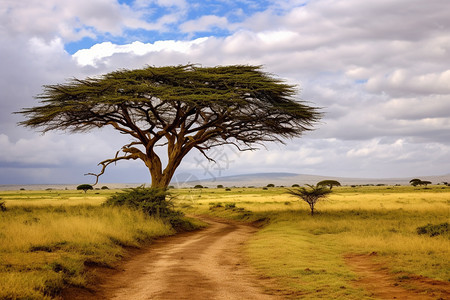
[
  {"x1": 194, "y1": 184, "x2": 203, "y2": 189},
  {"x1": 103, "y1": 186, "x2": 180, "y2": 219},
  {"x1": 217, "y1": 184, "x2": 224, "y2": 188},
  {"x1": 0, "y1": 200, "x2": 6, "y2": 212},
  {"x1": 225, "y1": 203, "x2": 236, "y2": 209},
  {"x1": 225, "y1": 188, "x2": 231, "y2": 191},
  {"x1": 267, "y1": 183, "x2": 275, "y2": 187},
  {"x1": 292, "y1": 184, "x2": 300, "y2": 187},
  {"x1": 209, "y1": 202, "x2": 223, "y2": 209},
  {"x1": 101, "y1": 186, "x2": 109, "y2": 190},
  {"x1": 417, "y1": 223, "x2": 449, "y2": 237}
]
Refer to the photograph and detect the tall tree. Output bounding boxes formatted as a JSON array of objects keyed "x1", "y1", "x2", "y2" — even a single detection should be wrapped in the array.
[{"x1": 18, "y1": 65, "x2": 321, "y2": 189}]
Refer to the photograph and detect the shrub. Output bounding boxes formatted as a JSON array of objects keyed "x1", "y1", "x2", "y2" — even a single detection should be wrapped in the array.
[
  {"x1": 217, "y1": 184, "x2": 224, "y2": 188},
  {"x1": 292, "y1": 184, "x2": 300, "y2": 187},
  {"x1": 194, "y1": 184, "x2": 203, "y2": 189},
  {"x1": 209, "y1": 202, "x2": 223, "y2": 209},
  {"x1": 104, "y1": 186, "x2": 180, "y2": 219},
  {"x1": 0, "y1": 200, "x2": 6, "y2": 212},
  {"x1": 225, "y1": 188, "x2": 231, "y2": 191},
  {"x1": 101, "y1": 186, "x2": 109, "y2": 190},
  {"x1": 262, "y1": 187, "x2": 268, "y2": 190},
  {"x1": 225, "y1": 203, "x2": 236, "y2": 209},
  {"x1": 267, "y1": 183, "x2": 275, "y2": 187},
  {"x1": 417, "y1": 223, "x2": 449, "y2": 237}
]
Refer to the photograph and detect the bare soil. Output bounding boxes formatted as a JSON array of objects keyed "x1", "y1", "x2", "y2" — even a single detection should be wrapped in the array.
[
  {"x1": 64, "y1": 216, "x2": 281, "y2": 300},
  {"x1": 345, "y1": 253, "x2": 450, "y2": 300},
  {"x1": 62, "y1": 217, "x2": 449, "y2": 300}
]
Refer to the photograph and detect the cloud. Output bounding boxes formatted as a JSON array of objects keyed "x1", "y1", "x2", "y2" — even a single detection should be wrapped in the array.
[
  {"x1": 1, "y1": 0, "x2": 450, "y2": 183},
  {"x1": 73, "y1": 38, "x2": 208, "y2": 66},
  {"x1": 180, "y1": 15, "x2": 229, "y2": 33}
]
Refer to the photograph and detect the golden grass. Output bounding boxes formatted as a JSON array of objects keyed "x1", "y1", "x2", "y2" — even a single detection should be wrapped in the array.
[
  {"x1": 0, "y1": 191, "x2": 177, "y2": 300},
  {"x1": 180, "y1": 185, "x2": 450, "y2": 299}
]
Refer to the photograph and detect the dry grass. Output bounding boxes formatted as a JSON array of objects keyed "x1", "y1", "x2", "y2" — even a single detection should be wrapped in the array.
[{"x1": 180, "y1": 185, "x2": 450, "y2": 298}]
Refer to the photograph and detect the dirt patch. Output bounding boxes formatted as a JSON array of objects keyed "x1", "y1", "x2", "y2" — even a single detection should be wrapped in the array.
[
  {"x1": 63, "y1": 216, "x2": 281, "y2": 300},
  {"x1": 344, "y1": 253, "x2": 450, "y2": 300}
]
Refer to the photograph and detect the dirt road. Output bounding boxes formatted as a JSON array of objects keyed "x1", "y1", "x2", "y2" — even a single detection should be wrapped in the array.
[{"x1": 74, "y1": 217, "x2": 279, "y2": 300}]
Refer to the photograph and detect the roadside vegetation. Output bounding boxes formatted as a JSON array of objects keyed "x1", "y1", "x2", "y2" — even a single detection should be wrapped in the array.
[
  {"x1": 0, "y1": 189, "x2": 203, "y2": 299},
  {"x1": 178, "y1": 185, "x2": 450, "y2": 299},
  {"x1": 1, "y1": 185, "x2": 448, "y2": 299}
]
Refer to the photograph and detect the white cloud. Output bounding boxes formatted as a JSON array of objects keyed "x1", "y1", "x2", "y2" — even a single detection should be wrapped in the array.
[
  {"x1": 2, "y1": 0, "x2": 450, "y2": 183},
  {"x1": 73, "y1": 38, "x2": 208, "y2": 66},
  {"x1": 180, "y1": 15, "x2": 229, "y2": 33}
]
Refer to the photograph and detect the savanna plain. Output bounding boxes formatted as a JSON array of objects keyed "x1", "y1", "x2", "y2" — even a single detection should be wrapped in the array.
[{"x1": 0, "y1": 184, "x2": 449, "y2": 299}]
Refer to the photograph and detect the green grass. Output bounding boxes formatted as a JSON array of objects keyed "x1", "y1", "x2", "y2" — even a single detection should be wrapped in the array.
[
  {"x1": 179, "y1": 185, "x2": 450, "y2": 299},
  {"x1": 0, "y1": 189, "x2": 202, "y2": 300}
]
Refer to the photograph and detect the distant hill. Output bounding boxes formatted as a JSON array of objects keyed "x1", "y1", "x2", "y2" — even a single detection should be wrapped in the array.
[{"x1": 173, "y1": 172, "x2": 450, "y2": 188}]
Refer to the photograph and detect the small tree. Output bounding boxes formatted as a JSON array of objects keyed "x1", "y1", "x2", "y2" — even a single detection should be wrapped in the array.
[
  {"x1": 287, "y1": 184, "x2": 332, "y2": 216},
  {"x1": 421, "y1": 180, "x2": 432, "y2": 187},
  {"x1": 317, "y1": 180, "x2": 341, "y2": 190},
  {"x1": 409, "y1": 178, "x2": 422, "y2": 187},
  {"x1": 267, "y1": 183, "x2": 275, "y2": 188},
  {"x1": 77, "y1": 184, "x2": 93, "y2": 193},
  {"x1": 217, "y1": 184, "x2": 224, "y2": 188}
]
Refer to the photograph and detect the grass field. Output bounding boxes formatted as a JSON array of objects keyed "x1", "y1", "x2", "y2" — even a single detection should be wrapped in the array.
[
  {"x1": 1, "y1": 185, "x2": 449, "y2": 299},
  {"x1": 179, "y1": 185, "x2": 450, "y2": 299},
  {"x1": 0, "y1": 189, "x2": 201, "y2": 300}
]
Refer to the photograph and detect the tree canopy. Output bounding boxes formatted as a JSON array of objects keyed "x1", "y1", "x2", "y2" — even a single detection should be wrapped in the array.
[
  {"x1": 18, "y1": 65, "x2": 321, "y2": 188},
  {"x1": 287, "y1": 184, "x2": 332, "y2": 215},
  {"x1": 317, "y1": 180, "x2": 341, "y2": 189}
]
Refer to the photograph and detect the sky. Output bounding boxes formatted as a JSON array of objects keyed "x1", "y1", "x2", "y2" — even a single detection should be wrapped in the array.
[{"x1": 1, "y1": 0, "x2": 449, "y2": 185}]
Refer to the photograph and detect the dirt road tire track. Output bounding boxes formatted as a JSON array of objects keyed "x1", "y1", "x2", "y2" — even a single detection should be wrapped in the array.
[{"x1": 66, "y1": 216, "x2": 280, "y2": 300}]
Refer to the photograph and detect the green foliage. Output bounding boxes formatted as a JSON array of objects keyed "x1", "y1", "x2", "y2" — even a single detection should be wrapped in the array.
[
  {"x1": 101, "y1": 186, "x2": 109, "y2": 190},
  {"x1": 76, "y1": 184, "x2": 93, "y2": 193},
  {"x1": 225, "y1": 203, "x2": 236, "y2": 209},
  {"x1": 267, "y1": 183, "x2": 275, "y2": 187},
  {"x1": 410, "y1": 178, "x2": 432, "y2": 187},
  {"x1": 217, "y1": 185, "x2": 224, "y2": 188},
  {"x1": 291, "y1": 184, "x2": 300, "y2": 187},
  {"x1": 287, "y1": 184, "x2": 332, "y2": 215},
  {"x1": 416, "y1": 223, "x2": 449, "y2": 237},
  {"x1": 317, "y1": 180, "x2": 341, "y2": 189},
  {"x1": 194, "y1": 184, "x2": 204, "y2": 189},
  {"x1": 18, "y1": 65, "x2": 321, "y2": 188},
  {"x1": 103, "y1": 186, "x2": 180, "y2": 218}
]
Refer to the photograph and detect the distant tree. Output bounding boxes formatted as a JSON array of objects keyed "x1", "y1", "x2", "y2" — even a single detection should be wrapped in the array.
[
  {"x1": 421, "y1": 180, "x2": 432, "y2": 187},
  {"x1": 217, "y1": 184, "x2": 224, "y2": 188},
  {"x1": 292, "y1": 184, "x2": 300, "y2": 187},
  {"x1": 18, "y1": 65, "x2": 321, "y2": 190},
  {"x1": 194, "y1": 184, "x2": 203, "y2": 189},
  {"x1": 101, "y1": 186, "x2": 109, "y2": 190},
  {"x1": 287, "y1": 184, "x2": 332, "y2": 216},
  {"x1": 77, "y1": 184, "x2": 93, "y2": 193},
  {"x1": 267, "y1": 183, "x2": 275, "y2": 188},
  {"x1": 409, "y1": 179, "x2": 422, "y2": 187},
  {"x1": 409, "y1": 179, "x2": 432, "y2": 187},
  {"x1": 317, "y1": 180, "x2": 341, "y2": 190}
]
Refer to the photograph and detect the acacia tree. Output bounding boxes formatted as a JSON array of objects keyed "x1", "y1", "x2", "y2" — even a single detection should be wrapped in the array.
[
  {"x1": 18, "y1": 65, "x2": 320, "y2": 189},
  {"x1": 317, "y1": 180, "x2": 341, "y2": 190},
  {"x1": 287, "y1": 184, "x2": 332, "y2": 216}
]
